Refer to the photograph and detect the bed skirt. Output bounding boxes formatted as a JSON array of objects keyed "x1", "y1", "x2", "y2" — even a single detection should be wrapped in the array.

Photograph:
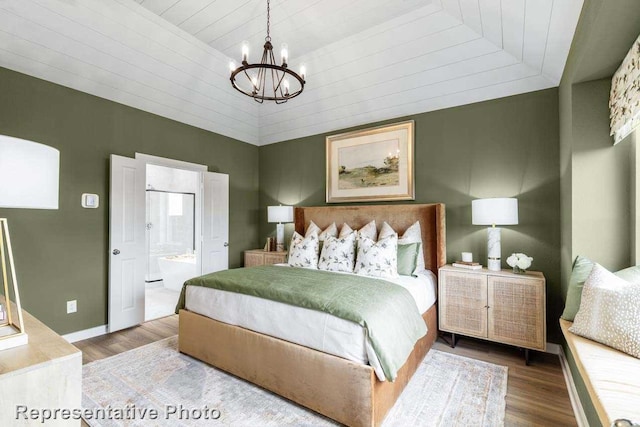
[{"x1": 178, "y1": 304, "x2": 438, "y2": 427}]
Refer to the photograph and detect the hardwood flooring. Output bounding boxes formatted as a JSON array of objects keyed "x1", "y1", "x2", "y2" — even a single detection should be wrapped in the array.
[{"x1": 75, "y1": 316, "x2": 577, "y2": 426}]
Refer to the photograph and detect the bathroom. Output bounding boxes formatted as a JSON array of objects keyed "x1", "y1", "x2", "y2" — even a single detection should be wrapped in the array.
[{"x1": 145, "y1": 164, "x2": 200, "y2": 321}]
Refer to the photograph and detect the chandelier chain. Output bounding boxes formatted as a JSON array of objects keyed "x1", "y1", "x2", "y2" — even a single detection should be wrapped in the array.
[{"x1": 266, "y1": 0, "x2": 271, "y2": 42}]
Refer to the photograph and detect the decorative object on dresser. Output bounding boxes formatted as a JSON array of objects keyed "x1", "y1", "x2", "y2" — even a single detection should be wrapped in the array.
[
  {"x1": 472, "y1": 198, "x2": 518, "y2": 271},
  {"x1": 244, "y1": 249, "x2": 287, "y2": 267},
  {"x1": 267, "y1": 205, "x2": 293, "y2": 252},
  {"x1": 438, "y1": 264, "x2": 546, "y2": 364},
  {"x1": 326, "y1": 120, "x2": 415, "y2": 203},
  {"x1": 506, "y1": 253, "x2": 533, "y2": 274},
  {"x1": 0, "y1": 135, "x2": 59, "y2": 351}
]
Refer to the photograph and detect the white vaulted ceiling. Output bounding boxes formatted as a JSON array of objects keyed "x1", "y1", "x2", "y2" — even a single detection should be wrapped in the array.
[{"x1": 0, "y1": 0, "x2": 583, "y2": 146}]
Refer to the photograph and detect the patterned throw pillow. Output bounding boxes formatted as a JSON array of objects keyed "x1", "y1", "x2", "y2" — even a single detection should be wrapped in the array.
[
  {"x1": 379, "y1": 221, "x2": 425, "y2": 275},
  {"x1": 318, "y1": 232, "x2": 356, "y2": 273},
  {"x1": 354, "y1": 233, "x2": 398, "y2": 278},
  {"x1": 288, "y1": 231, "x2": 320, "y2": 269},
  {"x1": 569, "y1": 263, "x2": 640, "y2": 358}
]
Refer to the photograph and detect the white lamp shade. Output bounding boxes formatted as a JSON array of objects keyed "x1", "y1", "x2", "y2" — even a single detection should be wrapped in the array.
[
  {"x1": 472, "y1": 198, "x2": 518, "y2": 226},
  {"x1": 0, "y1": 135, "x2": 59, "y2": 209},
  {"x1": 267, "y1": 205, "x2": 294, "y2": 223}
]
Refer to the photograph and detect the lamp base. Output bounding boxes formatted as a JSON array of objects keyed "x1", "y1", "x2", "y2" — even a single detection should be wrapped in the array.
[
  {"x1": 487, "y1": 259, "x2": 502, "y2": 272},
  {"x1": 487, "y1": 227, "x2": 502, "y2": 271},
  {"x1": 276, "y1": 223, "x2": 285, "y2": 252}
]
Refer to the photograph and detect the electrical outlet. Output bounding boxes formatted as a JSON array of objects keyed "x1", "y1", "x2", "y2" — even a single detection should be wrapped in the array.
[{"x1": 67, "y1": 300, "x2": 77, "y2": 314}]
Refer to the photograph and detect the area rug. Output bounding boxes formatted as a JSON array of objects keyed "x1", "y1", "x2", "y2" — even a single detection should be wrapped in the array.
[{"x1": 82, "y1": 336, "x2": 507, "y2": 426}]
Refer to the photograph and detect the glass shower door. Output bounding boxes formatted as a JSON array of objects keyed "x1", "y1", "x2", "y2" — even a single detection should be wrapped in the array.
[{"x1": 145, "y1": 191, "x2": 195, "y2": 283}]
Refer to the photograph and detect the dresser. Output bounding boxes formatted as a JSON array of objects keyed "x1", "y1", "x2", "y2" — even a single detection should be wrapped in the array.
[
  {"x1": 244, "y1": 249, "x2": 288, "y2": 267},
  {"x1": 0, "y1": 304, "x2": 82, "y2": 425},
  {"x1": 438, "y1": 264, "x2": 546, "y2": 364}
]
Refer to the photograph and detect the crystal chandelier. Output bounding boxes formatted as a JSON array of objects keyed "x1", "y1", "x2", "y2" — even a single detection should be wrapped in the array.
[{"x1": 229, "y1": 0, "x2": 306, "y2": 104}]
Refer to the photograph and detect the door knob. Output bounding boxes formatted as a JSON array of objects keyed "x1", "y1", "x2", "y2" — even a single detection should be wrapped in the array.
[
  {"x1": 223, "y1": 242, "x2": 229, "y2": 247},
  {"x1": 112, "y1": 249, "x2": 120, "y2": 255}
]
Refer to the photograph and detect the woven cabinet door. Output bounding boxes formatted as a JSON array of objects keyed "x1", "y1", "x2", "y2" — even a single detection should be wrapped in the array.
[
  {"x1": 439, "y1": 270, "x2": 488, "y2": 338},
  {"x1": 244, "y1": 251, "x2": 265, "y2": 267},
  {"x1": 487, "y1": 276, "x2": 546, "y2": 350},
  {"x1": 264, "y1": 252, "x2": 287, "y2": 265}
]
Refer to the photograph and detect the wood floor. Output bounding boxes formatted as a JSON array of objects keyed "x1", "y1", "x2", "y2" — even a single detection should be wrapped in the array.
[{"x1": 75, "y1": 316, "x2": 577, "y2": 426}]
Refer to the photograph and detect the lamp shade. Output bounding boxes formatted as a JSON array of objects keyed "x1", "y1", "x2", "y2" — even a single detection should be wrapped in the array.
[
  {"x1": 267, "y1": 205, "x2": 294, "y2": 223},
  {"x1": 472, "y1": 198, "x2": 518, "y2": 226},
  {"x1": 0, "y1": 135, "x2": 59, "y2": 209}
]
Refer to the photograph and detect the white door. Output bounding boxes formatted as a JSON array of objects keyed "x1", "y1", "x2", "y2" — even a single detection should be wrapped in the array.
[
  {"x1": 109, "y1": 155, "x2": 146, "y2": 332},
  {"x1": 201, "y1": 172, "x2": 229, "y2": 274}
]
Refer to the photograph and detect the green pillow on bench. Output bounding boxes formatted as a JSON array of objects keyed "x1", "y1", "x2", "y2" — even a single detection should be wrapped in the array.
[{"x1": 562, "y1": 256, "x2": 640, "y2": 321}]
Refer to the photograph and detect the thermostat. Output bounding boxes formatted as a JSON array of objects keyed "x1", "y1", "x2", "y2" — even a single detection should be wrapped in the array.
[{"x1": 81, "y1": 193, "x2": 99, "y2": 209}]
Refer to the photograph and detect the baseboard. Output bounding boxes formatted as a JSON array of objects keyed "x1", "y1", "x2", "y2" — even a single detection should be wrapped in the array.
[
  {"x1": 62, "y1": 325, "x2": 108, "y2": 343},
  {"x1": 558, "y1": 346, "x2": 588, "y2": 427}
]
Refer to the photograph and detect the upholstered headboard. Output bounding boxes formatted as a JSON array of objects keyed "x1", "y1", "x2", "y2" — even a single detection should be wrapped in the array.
[{"x1": 294, "y1": 204, "x2": 446, "y2": 275}]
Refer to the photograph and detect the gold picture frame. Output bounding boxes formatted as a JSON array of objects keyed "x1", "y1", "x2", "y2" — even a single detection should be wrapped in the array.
[{"x1": 326, "y1": 120, "x2": 415, "y2": 203}]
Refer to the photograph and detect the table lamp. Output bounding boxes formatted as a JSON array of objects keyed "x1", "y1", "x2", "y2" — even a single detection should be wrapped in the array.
[
  {"x1": 268, "y1": 205, "x2": 294, "y2": 252},
  {"x1": 472, "y1": 198, "x2": 518, "y2": 271},
  {"x1": 0, "y1": 135, "x2": 59, "y2": 350}
]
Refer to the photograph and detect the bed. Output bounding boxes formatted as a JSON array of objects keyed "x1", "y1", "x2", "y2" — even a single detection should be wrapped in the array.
[{"x1": 178, "y1": 203, "x2": 446, "y2": 427}]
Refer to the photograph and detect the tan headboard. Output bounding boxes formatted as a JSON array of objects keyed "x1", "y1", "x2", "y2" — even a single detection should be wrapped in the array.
[{"x1": 294, "y1": 204, "x2": 446, "y2": 275}]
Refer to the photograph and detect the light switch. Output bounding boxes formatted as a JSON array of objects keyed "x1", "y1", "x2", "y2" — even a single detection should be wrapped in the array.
[{"x1": 81, "y1": 193, "x2": 99, "y2": 209}]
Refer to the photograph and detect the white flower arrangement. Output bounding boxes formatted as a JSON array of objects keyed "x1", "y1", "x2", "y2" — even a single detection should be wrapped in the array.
[{"x1": 506, "y1": 253, "x2": 533, "y2": 271}]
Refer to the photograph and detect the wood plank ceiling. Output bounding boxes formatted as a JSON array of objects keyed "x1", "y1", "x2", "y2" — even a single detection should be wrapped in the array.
[{"x1": 0, "y1": 0, "x2": 584, "y2": 145}]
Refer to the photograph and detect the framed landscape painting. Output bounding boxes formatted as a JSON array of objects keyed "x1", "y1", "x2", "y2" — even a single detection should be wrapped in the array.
[{"x1": 326, "y1": 120, "x2": 415, "y2": 203}]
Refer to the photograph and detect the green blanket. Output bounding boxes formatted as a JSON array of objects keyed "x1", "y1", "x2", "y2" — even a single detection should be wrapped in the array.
[{"x1": 176, "y1": 265, "x2": 427, "y2": 381}]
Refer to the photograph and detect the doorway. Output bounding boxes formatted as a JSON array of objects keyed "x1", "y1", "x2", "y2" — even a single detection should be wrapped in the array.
[
  {"x1": 108, "y1": 154, "x2": 229, "y2": 333},
  {"x1": 144, "y1": 164, "x2": 198, "y2": 321}
]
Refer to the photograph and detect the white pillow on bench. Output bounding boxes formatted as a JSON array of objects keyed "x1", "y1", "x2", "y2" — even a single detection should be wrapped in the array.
[{"x1": 570, "y1": 263, "x2": 640, "y2": 358}]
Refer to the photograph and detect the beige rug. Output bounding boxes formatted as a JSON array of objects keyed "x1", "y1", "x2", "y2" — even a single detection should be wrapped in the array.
[{"x1": 82, "y1": 336, "x2": 507, "y2": 426}]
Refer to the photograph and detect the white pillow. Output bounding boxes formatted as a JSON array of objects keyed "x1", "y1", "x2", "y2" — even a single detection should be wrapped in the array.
[
  {"x1": 354, "y1": 233, "x2": 398, "y2": 278},
  {"x1": 570, "y1": 263, "x2": 640, "y2": 358},
  {"x1": 339, "y1": 223, "x2": 353, "y2": 238},
  {"x1": 306, "y1": 221, "x2": 337, "y2": 242},
  {"x1": 318, "y1": 222, "x2": 337, "y2": 241},
  {"x1": 305, "y1": 221, "x2": 321, "y2": 237},
  {"x1": 288, "y1": 231, "x2": 319, "y2": 269},
  {"x1": 318, "y1": 232, "x2": 356, "y2": 273},
  {"x1": 357, "y1": 220, "x2": 377, "y2": 241},
  {"x1": 379, "y1": 221, "x2": 425, "y2": 275}
]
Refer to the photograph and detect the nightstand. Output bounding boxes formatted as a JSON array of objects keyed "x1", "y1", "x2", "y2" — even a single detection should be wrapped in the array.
[
  {"x1": 438, "y1": 264, "x2": 546, "y2": 364},
  {"x1": 244, "y1": 249, "x2": 288, "y2": 267}
]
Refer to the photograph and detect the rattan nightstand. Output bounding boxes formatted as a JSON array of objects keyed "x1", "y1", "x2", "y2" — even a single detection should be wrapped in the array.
[
  {"x1": 244, "y1": 249, "x2": 287, "y2": 267},
  {"x1": 438, "y1": 264, "x2": 546, "y2": 364}
]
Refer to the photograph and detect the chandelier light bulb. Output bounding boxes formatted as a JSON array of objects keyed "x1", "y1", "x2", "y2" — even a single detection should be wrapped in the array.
[
  {"x1": 280, "y1": 43, "x2": 288, "y2": 65},
  {"x1": 229, "y1": 61, "x2": 236, "y2": 72},
  {"x1": 241, "y1": 41, "x2": 249, "y2": 63},
  {"x1": 251, "y1": 76, "x2": 258, "y2": 89},
  {"x1": 300, "y1": 65, "x2": 306, "y2": 81},
  {"x1": 283, "y1": 79, "x2": 290, "y2": 95}
]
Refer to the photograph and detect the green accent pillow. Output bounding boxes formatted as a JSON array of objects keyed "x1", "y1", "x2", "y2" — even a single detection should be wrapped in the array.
[
  {"x1": 561, "y1": 255, "x2": 594, "y2": 321},
  {"x1": 397, "y1": 243, "x2": 420, "y2": 277},
  {"x1": 614, "y1": 265, "x2": 640, "y2": 284}
]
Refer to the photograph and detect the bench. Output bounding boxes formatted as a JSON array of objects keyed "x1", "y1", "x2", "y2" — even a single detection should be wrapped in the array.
[{"x1": 560, "y1": 319, "x2": 640, "y2": 426}]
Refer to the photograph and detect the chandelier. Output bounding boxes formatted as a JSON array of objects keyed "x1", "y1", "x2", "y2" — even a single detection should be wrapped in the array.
[{"x1": 229, "y1": 0, "x2": 306, "y2": 104}]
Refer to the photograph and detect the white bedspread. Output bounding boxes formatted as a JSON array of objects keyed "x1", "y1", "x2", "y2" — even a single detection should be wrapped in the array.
[{"x1": 185, "y1": 266, "x2": 437, "y2": 380}]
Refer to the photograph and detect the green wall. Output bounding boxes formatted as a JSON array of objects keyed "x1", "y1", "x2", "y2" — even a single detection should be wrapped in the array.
[
  {"x1": 259, "y1": 88, "x2": 562, "y2": 342},
  {"x1": 0, "y1": 67, "x2": 260, "y2": 335}
]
